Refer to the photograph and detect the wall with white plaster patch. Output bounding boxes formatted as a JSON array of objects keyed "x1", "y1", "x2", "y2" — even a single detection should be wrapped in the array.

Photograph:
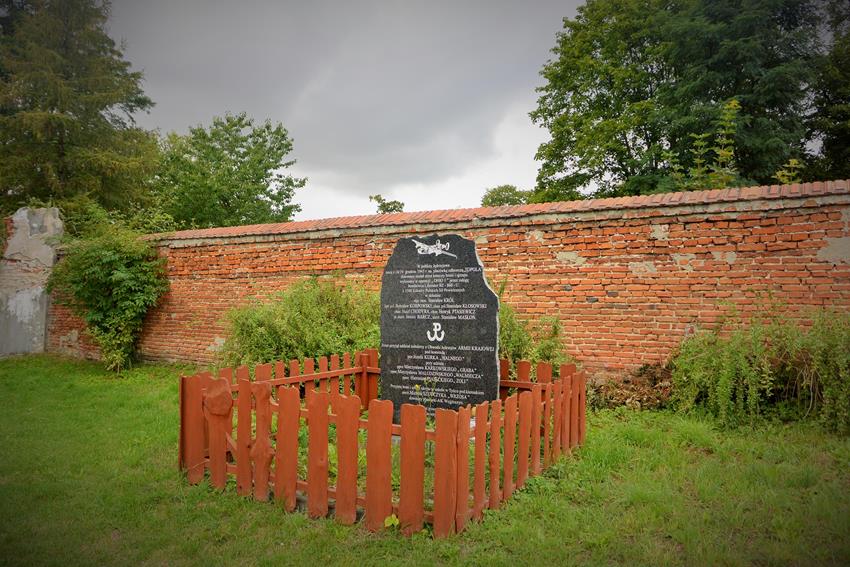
[{"x1": 0, "y1": 208, "x2": 62, "y2": 356}]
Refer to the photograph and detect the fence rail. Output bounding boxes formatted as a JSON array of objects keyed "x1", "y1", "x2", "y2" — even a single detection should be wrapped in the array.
[{"x1": 179, "y1": 349, "x2": 586, "y2": 538}]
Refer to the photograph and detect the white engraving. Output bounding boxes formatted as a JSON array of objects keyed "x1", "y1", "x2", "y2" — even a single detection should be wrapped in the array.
[
  {"x1": 427, "y1": 322, "x2": 445, "y2": 342},
  {"x1": 412, "y1": 238, "x2": 458, "y2": 258}
]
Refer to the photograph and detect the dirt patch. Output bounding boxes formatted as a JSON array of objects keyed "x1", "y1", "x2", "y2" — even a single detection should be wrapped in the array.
[{"x1": 588, "y1": 363, "x2": 673, "y2": 410}]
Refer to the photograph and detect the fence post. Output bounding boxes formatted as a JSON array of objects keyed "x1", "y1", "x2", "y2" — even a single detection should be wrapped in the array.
[{"x1": 367, "y1": 348, "x2": 379, "y2": 404}]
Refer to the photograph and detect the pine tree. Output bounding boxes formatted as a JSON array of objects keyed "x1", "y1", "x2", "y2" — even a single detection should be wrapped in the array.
[{"x1": 0, "y1": 0, "x2": 157, "y2": 213}]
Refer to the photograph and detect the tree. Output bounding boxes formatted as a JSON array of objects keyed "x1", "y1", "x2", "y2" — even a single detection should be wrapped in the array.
[
  {"x1": 809, "y1": 0, "x2": 850, "y2": 180},
  {"x1": 155, "y1": 112, "x2": 306, "y2": 228},
  {"x1": 530, "y1": 0, "x2": 672, "y2": 199},
  {"x1": 369, "y1": 194, "x2": 404, "y2": 214},
  {"x1": 0, "y1": 0, "x2": 158, "y2": 213},
  {"x1": 480, "y1": 184, "x2": 530, "y2": 206},
  {"x1": 530, "y1": 0, "x2": 824, "y2": 201}
]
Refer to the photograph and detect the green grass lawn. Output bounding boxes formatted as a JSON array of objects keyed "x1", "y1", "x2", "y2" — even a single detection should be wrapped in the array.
[{"x1": 1, "y1": 355, "x2": 848, "y2": 566}]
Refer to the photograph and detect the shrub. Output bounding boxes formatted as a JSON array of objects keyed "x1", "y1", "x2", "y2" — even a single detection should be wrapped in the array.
[
  {"x1": 498, "y1": 302, "x2": 533, "y2": 363},
  {"x1": 498, "y1": 291, "x2": 572, "y2": 369},
  {"x1": 220, "y1": 278, "x2": 381, "y2": 367},
  {"x1": 222, "y1": 276, "x2": 573, "y2": 373},
  {"x1": 671, "y1": 307, "x2": 850, "y2": 432},
  {"x1": 47, "y1": 225, "x2": 168, "y2": 371}
]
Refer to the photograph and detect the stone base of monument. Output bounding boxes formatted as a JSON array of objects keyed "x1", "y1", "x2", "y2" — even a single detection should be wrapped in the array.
[{"x1": 179, "y1": 350, "x2": 586, "y2": 538}]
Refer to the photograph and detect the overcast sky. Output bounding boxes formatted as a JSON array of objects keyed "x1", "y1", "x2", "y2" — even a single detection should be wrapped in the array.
[{"x1": 109, "y1": 1, "x2": 579, "y2": 221}]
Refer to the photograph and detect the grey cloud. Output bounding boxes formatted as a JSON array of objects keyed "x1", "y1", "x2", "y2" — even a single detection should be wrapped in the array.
[{"x1": 110, "y1": 0, "x2": 579, "y2": 194}]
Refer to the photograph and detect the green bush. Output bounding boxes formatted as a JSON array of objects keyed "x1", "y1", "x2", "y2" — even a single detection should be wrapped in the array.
[
  {"x1": 220, "y1": 278, "x2": 381, "y2": 367},
  {"x1": 222, "y1": 276, "x2": 573, "y2": 373},
  {"x1": 671, "y1": 307, "x2": 850, "y2": 432},
  {"x1": 499, "y1": 302, "x2": 572, "y2": 369},
  {"x1": 47, "y1": 225, "x2": 168, "y2": 371}
]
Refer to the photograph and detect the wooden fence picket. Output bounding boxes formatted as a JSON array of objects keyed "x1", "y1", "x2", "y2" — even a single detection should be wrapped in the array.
[
  {"x1": 251, "y1": 382, "x2": 273, "y2": 501},
  {"x1": 562, "y1": 373, "x2": 572, "y2": 454},
  {"x1": 455, "y1": 405, "x2": 471, "y2": 532},
  {"x1": 307, "y1": 390, "x2": 329, "y2": 518},
  {"x1": 342, "y1": 352, "x2": 352, "y2": 395},
  {"x1": 531, "y1": 384, "x2": 542, "y2": 476},
  {"x1": 329, "y1": 354, "x2": 340, "y2": 406},
  {"x1": 236, "y1": 367, "x2": 252, "y2": 496},
  {"x1": 275, "y1": 386, "x2": 300, "y2": 512},
  {"x1": 318, "y1": 357, "x2": 329, "y2": 393},
  {"x1": 434, "y1": 408, "x2": 458, "y2": 538},
  {"x1": 552, "y1": 381, "x2": 562, "y2": 460},
  {"x1": 367, "y1": 349, "x2": 379, "y2": 404},
  {"x1": 204, "y1": 377, "x2": 232, "y2": 489},
  {"x1": 335, "y1": 393, "x2": 360, "y2": 525},
  {"x1": 365, "y1": 399, "x2": 393, "y2": 531},
  {"x1": 488, "y1": 399, "x2": 502, "y2": 509},
  {"x1": 543, "y1": 384, "x2": 552, "y2": 466},
  {"x1": 399, "y1": 403, "x2": 425, "y2": 535},
  {"x1": 503, "y1": 394, "x2": 517, "y2": 501},
  {"x1": 472, "y1": 400, "x2": 488, "y2": 521},
  {"x1": 517, "y1": 390, "x2": 532, "y2": 489},
  {"x1": 578, "y1": 372, "x2": 587, "y2": 445}
]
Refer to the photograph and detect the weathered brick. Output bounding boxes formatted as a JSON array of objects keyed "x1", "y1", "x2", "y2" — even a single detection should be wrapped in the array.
[{"x1": 46, "y1": 180, "x2": 850, "y2": 377}]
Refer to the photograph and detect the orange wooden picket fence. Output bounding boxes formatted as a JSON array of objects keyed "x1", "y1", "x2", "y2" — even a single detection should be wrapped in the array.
[{"x1": 179, "y1": 349, "x2": 587, "y2": 538}]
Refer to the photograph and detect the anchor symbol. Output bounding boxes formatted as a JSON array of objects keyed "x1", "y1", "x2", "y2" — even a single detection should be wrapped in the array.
[{"x1": 427, "y1": 322, "x2": 445, "y2": 342}]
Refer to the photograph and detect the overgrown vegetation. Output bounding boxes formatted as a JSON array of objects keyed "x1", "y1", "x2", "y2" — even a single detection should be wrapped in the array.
[
  {"x1": 47, "y1": 224, "x2": 168, "y2": 371},
  {"x1": 220, "y1": 278, "x2": 381, "y2": 367},
  {"x1": 497, "y1": 289, "x2": 572, "y2": 370},
  {"x1": 671, "y1": 306, "x2": 850, "y2": 432},
  {"x1": 222, "y1": 277, "x2": 572, "y2": 371}
]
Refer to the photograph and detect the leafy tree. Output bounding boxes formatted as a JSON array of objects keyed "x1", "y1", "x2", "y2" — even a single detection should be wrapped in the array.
[
  {"x1": 660, "y1": 0, "x2": 818, "y2": 183},
  {"x1": 155, "y1": 112, "x2": 306, "y2": 228},
  {"x1": 809, "y1": 0, "x2": 850, "y2": 180},
  {"x1": 369, "y1": 194, "x2": 404, "y2": 213},
  {"x1": 530, "y1": 0, "x2": 671, "y2": 199},
  {"x1": 530, "y1": 0, "x2": 826, "y2": 200},
  {"x1": 0, "y1": 1, "x2": 35, "y2": 37},
  {"x1": 0, "y1": 0, "x2": 158, "y2": 214},
  {"x1": 480, "y1": 184, "x2": 530, "y2": 206}
]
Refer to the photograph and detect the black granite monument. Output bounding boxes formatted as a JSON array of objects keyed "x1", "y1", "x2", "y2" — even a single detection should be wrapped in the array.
[{"x1": 380, "y1": 233, "x2": 499, "y2": 421}]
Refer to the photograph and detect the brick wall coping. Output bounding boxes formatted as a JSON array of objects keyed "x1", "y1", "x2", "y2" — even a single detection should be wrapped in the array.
[{"x1": 147, "y1": 179, "x2": 850, "y2": 244}]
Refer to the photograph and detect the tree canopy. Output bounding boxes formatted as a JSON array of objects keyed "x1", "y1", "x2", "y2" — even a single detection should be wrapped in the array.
[
  {"x1": 530, "y1": 0, "x2": 842, "y2": 200},
  {"x1": 0, "y1": 0, "x2": 158, "y2": 213},
  {"x1": 154, "y1": 112, "x2": 306, "y2": 229},
  {"x1": 480, "y1": 184, "x2": 530, "y2": 207},
  {"x1": 369, "y1": 194, "x2": 404, "y2": 214}
]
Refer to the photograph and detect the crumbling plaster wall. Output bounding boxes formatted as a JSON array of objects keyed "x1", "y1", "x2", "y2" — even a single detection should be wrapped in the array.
[{"x1": 0, "y1": 208, "x2": 63, "y2": 356}]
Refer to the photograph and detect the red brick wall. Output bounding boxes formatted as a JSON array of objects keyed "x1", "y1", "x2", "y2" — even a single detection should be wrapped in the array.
[{"x1": 47, "y1": 181, "x2": 850, "y2": 377}]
